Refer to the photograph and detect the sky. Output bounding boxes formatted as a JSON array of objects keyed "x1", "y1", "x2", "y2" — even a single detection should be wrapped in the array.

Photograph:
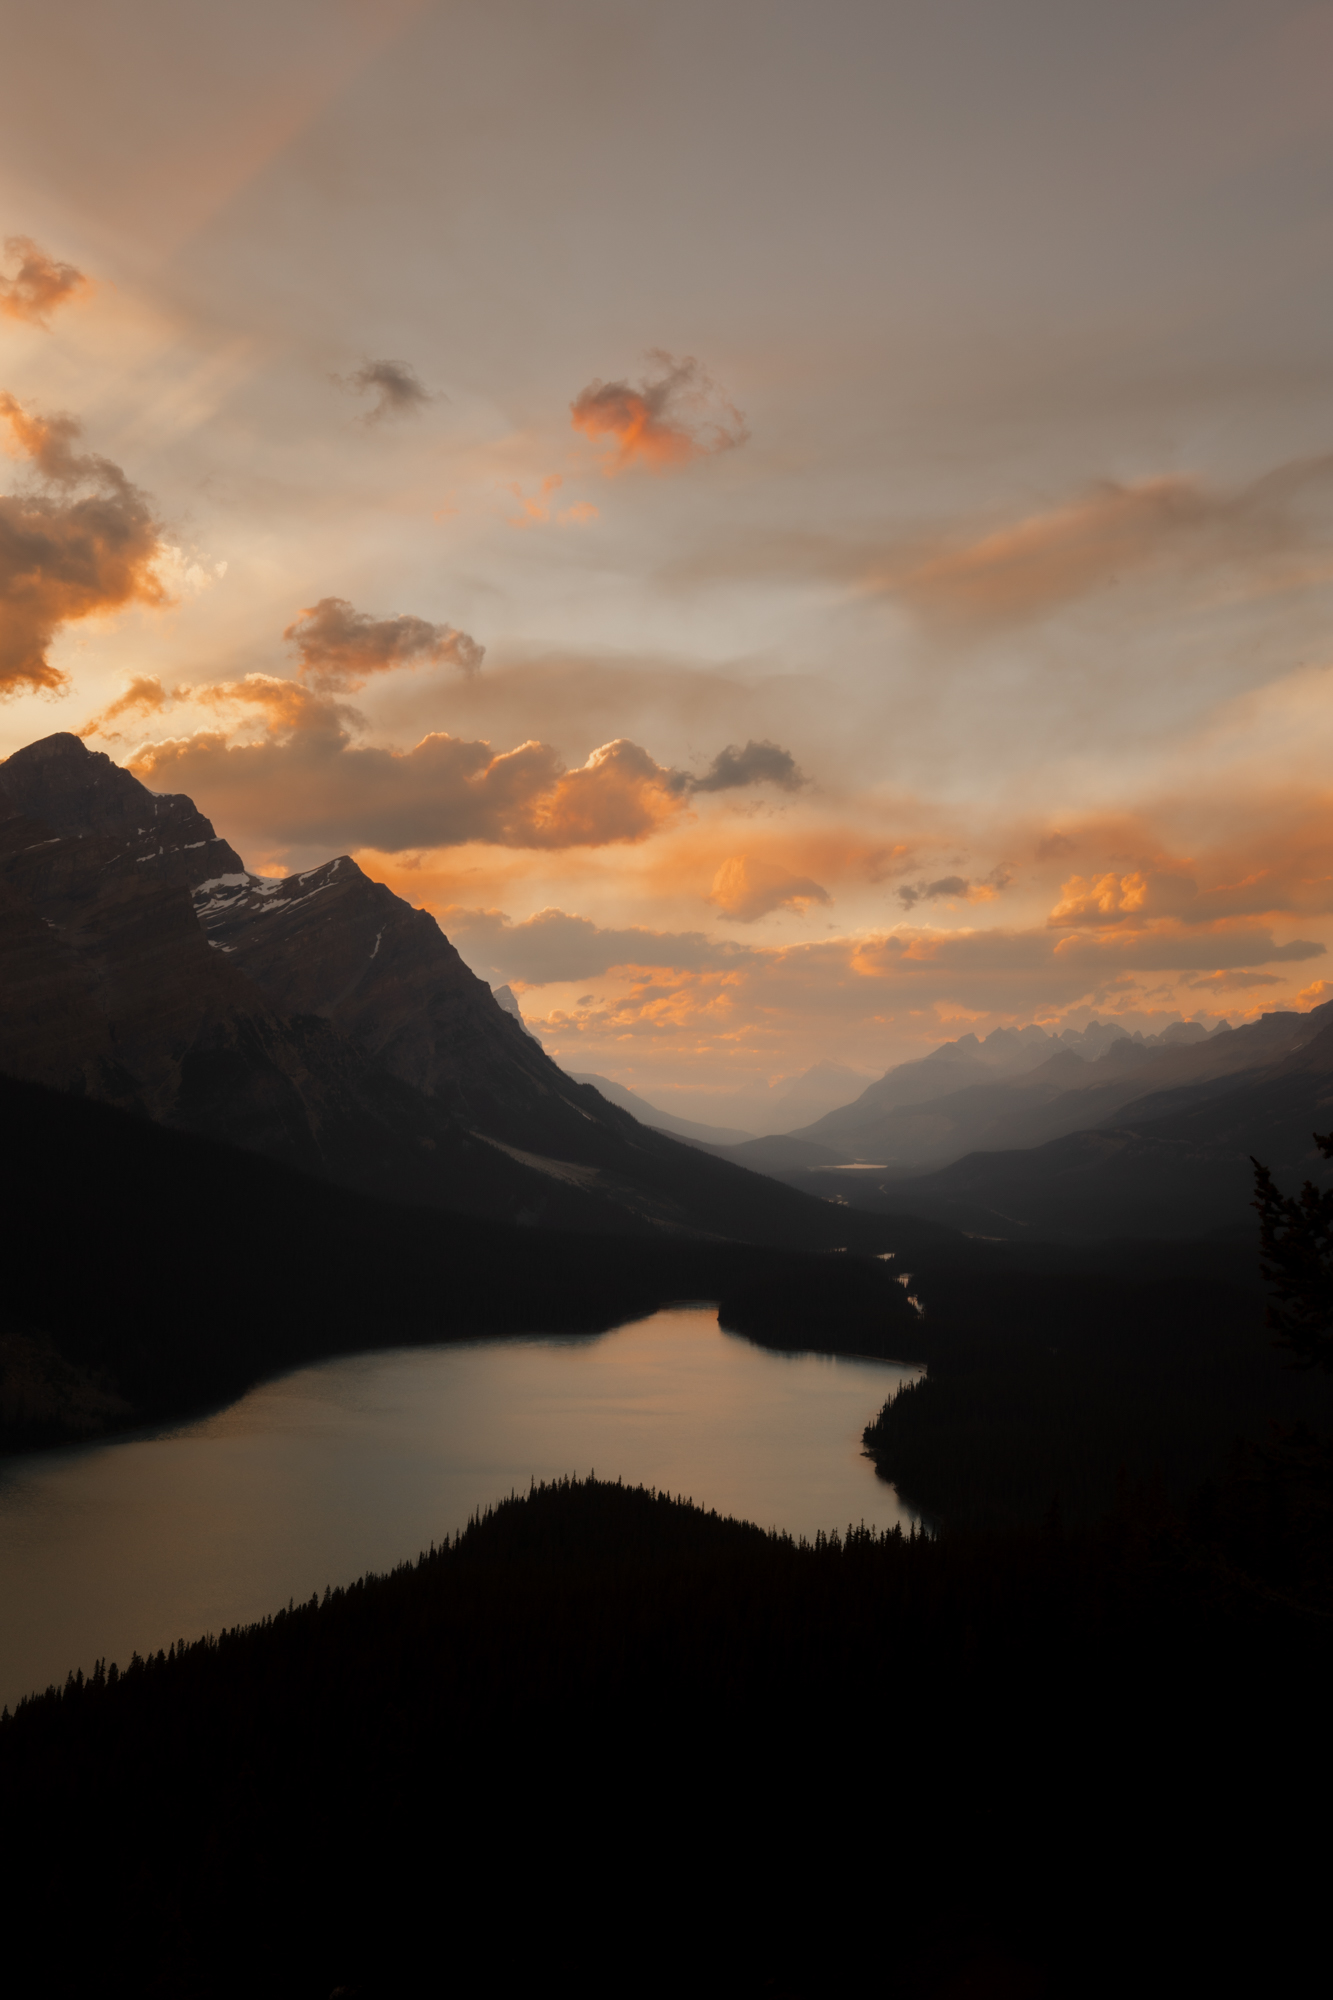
[{"x1": 4, "y1": 0, "x2": 1333, "y2": 1126}]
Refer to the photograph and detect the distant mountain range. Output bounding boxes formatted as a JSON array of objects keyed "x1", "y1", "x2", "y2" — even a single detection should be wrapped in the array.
[
  {"x1": 0, "y1": 734, "x2": 885, "y2": 1254},
  {"x1": 724, "y1": 1009, "x2": 1333, "y2": 1238}
]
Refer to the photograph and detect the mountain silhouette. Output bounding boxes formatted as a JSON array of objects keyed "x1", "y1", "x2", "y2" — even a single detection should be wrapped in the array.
[{"x1": 0, "y1": 734, "x2": 885, "y2": 1251}]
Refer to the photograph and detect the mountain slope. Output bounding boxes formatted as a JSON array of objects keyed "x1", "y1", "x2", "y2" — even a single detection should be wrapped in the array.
[
  {"x1": 790, "y1": 1027, "x2": 1058, "y2": 1147},
  {"x1": 876, "y1": 1021, "x2": 1333, "y2": 1239},
  {"x1": 0, "y1": 735, "x2": 887, "y2": 1251},
  {"x1": 567, "y1": 1072, "x2": 755, "y2": 1145},
  {"x1": 787, "y1": 1008, "x2": 1333, "y2": 1173}
]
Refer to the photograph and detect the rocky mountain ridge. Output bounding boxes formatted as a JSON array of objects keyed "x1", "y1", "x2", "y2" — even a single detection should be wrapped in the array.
[
  {"x1": 0, "y1": 734, "x2": 883, "y2": 1250},
  {"x1": 787, "y1": 1007, "x2": 1322, "y2": 1165}
]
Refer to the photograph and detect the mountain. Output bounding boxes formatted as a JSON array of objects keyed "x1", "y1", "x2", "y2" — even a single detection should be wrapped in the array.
[
  {"x1": 491, "y1": 984, "x2": 542, "y2": 1041},
  {"x1": 764, "y1": 1010, "x2": 1333, "y2": 1240},
  {"x1": 696, "y1": 1133, "x2": 853, "y2": 1173},
  {"x1": 786, "y1": 1015, "x2": 1302, "y2": 1170},
  {"x1": 767, "y1": 1060, "x2": 875, "y2": 1126},
  {"x1": 788, "y1": 1024, "x2": 1075, "y2": 1150},
  {"x1": 0, "y1": 734, "x2": 886, "y2": 1252},
  {"x1": 567, "y1": 1072, "x2": 754, "y2": 1146}
]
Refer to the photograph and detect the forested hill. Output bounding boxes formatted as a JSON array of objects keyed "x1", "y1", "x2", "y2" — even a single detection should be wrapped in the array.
[{"x1": 2, "y1": 1476, "x2": 1326, "y2": 1998}]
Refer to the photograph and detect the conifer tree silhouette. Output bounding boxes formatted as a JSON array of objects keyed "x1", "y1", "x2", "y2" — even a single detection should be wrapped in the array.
[{"x1": 1252, "y1": 1134, "x2": 1333, "y2": 1369}]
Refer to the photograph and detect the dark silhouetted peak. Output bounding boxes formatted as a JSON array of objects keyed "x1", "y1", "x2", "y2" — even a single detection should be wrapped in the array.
[
  {"x1": 0, "y1": 732, "x2": 243, "y2": 888},
  {"x1": 492, "y1": 984, "x2": 540, "y2": 1041},
  {"x1": 1157, "y1": 1020, "x2": 1208, "y2": 1046}
]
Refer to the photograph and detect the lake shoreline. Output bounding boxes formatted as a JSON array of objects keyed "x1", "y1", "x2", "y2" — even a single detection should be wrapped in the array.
[{"x1": 0, "y1": 1307, "x2": 920, "y2": 1712}]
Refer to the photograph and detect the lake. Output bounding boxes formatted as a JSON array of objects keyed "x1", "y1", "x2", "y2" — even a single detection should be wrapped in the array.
[{"x1": 0, "y1": 1306, "x2": 920, "y2": 1711}]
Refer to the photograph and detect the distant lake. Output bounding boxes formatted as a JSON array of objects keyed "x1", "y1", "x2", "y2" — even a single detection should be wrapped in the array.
[{"x1": 0, "y1": 1307, "x2": 920, "y2": 1711}]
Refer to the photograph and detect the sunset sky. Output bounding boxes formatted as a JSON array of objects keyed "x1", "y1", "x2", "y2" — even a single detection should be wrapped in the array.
[{"x1": 5, "y1": 0, "x2": 1333, "y2": 1125}]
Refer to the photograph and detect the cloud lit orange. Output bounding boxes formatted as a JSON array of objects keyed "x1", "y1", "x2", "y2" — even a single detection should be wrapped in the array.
[
  {"x1": 570, "y1": 351, "x2": 748, "y2": 474},
  {"x1": 128, "y1": 704, "x2": 689, "y2": 855},
  {"x1": 708, "y1": 855, "x2": 832, "y2": 923},
  {"x1": 77, "y1": 674, "x2": 174, "y2": 739},
  {"x1": 284, "y1": 596, "x2": 484, "y2": 689},
  {"x1": 0, "y1": 235, "x2": 90, "y2": 327},
  {"x1": 884, "y1": 455, "x2": 1333, "y2": 626},
  {"x1": 0, "y1": 394, "x2": 166, "y2": 696}
]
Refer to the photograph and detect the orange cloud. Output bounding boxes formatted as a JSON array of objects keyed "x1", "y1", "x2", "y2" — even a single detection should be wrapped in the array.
[
  {"x1": 77, "y1": 675, "x2": 174, "y2": 739},
  {"x1": 1049, "y1": 871, "x2": 1152, "y2": 925},
  {"x1": 676, "y1": 455, "x2": 1333, "y2": 621},
  {"x1": 502, "y1": 475, "x2": 598, "y2": 529},
  {"x1": 509, "y1": 910, "x2": 1325, "y2": 1091},
  {"x1": 0, "y1": 394, "x2": 166, "y2": 696},
  {"x1": 1183, "y1": 970, "x2": 1284, "y2": 992},
  {"x1": 0, "y1": 236, "x2": 90, "y2": 328},
  {"x1": 885, "y1": 455, "x2": 1333, "y2": 626},
  {"x1": 708, "y1": 855, "x2": 832, "y2": 923},
  {"x1": 284, "y1": 595, "x2": 483, "y2": 689},
  {"x1": 570, "y1": 350, "x2": 748, "y2": 474},
  {"x1": 115, "y1": 650, "x2": 809, "y2": 857},
  {"x1": 128, "y1": 686, "x2": 688, "y2": 853},
  {"x1": 1041, "y1": 811, "x2": 1333, "y2": 928},
  {"x1": 194, "y1": 673, "x2": 349, "y2": 734}
]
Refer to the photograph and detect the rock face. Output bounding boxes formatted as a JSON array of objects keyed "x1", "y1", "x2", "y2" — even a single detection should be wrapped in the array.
[
  {"x1": 193, "y1": 860, "x2": 582, "y2": 1150},
  {"x1": 0, "y1": 732, "x2": 243, "y2": 888},
  {"x1": 0, "y1": 733, "x2": 874, "y2": 1250}
]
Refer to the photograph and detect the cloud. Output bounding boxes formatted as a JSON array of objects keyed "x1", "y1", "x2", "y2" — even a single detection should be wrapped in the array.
[
  {"x1": 708, "y1": 855, "x2": 832, "y2": 923},
  {"x1": 675, "y1": 738, "x2": 806, "y2": 795},
  {"x1": 503, "y1": 474, "x2": 599, "y2": 529},
  {"x1": 0, "y1": 236, "x2": 90, "y2": 328},
  {"x1": 337, "y1": 358, "x2": 436, "y2": 421},
  {"x1": 77, "y1": 674, "x2": 174, "y2": 739},
  {"x1": 1044, "y1": 864, "x2": 1274, "y2": 929},
  {"x1": 1183, "y1": 970, "x2": 1284, "y2": 992},
  {"x1": 129, "y1": 693, "x2": 691, "y2": 852},
  {"x1": 898, "y1": 875, "x2": 968, "y2": 909},
  {"x1": 898, "y1": 865, "x2": 1012, "y2": 910},
  {"x1": 116, "y1": 632, "x2": 809, "y2": 852},
  {"x1": 882, "y1": 455, "x2": 1333, "y2": 627},
  {"x1": 0, "y1": 394, "x2": 166, "y2": 697},
  {"x1": 520, "y1": 916, "x2": 1326, "y2": 1083},
  {"x1": 440, "y1": 906, "x2": 749, "y2": 984},
  {"x1": 570, "y1": 350, "x2": 748, "y2": 474},
  {"x1": 283, "y1": 595, "x2": 484, "y2": 688},
  {"x1": 1043, "y1": 923, "x2": 1323, "y2": 975},
  {"x1": 1049, "y1": 871, "x2": 1151, "y2": 925},
  {"x1": 662, "y1": 452, "x2": 1333, "y2": 627}
]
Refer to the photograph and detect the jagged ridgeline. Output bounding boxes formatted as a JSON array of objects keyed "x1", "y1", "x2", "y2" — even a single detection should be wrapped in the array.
[
  {"x1": 0, "y1": 732, "x2": 890, "y2": 1248},
  {"x1": 1, "y1": 1477, "x2": 1325, "y2": 1998}
]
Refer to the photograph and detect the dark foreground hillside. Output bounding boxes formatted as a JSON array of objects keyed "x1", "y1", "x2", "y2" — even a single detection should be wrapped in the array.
[{"x1": 3, "y1": 1476, "x2": 1326, "y2": 1999}]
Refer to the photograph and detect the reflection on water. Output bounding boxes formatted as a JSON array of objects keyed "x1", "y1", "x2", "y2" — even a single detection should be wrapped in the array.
[{"x1": 0, "y1": 1308, "x2": 920, "y2": 1709}]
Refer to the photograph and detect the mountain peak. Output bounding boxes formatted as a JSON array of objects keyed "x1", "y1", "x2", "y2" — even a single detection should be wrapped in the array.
[{"x1": 0, "y1": 730, "x2": 243, "y2": 885}]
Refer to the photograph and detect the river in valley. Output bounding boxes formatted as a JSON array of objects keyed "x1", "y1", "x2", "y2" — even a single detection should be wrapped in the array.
[{"x1": 0, "y1": 1306, "x2": 920, "y2": 1710}]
